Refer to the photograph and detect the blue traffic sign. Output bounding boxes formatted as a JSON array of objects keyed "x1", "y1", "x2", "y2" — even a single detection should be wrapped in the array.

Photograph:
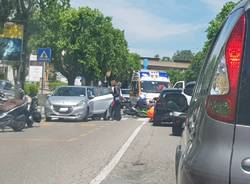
[{"x1": 37, "y1": 48, "x2": 52, "y2": 62}]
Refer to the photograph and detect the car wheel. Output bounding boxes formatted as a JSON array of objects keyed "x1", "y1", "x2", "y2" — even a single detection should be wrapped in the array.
[
  {"x1": 153, "y1": 116, "x2": 161, "y2": 126},
  {"x1": 172, "y1": 122, "x2": 182, "y2": 136},
  {"x1": 82, "y1": 108, "x2": 89, "y2": 122},
  {"x1": 103, "y1": 110, "x2": 110, "y2": 120},
  {"x1": 92, "y1": 116, "x2": 101, "y2": 121}
]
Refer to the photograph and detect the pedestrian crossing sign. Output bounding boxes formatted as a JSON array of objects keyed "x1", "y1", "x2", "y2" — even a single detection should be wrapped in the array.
[{"x1": 37, "y1": 48, "x2": 52, "y2": 62}]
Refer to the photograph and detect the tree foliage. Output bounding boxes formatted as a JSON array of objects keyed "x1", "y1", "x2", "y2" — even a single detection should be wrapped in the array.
[
  {"x1": 172, "y1": 50, "x2": 194, "y2": 62},
  {"x1": 185, "y1": 1, "x2": 237, "y2": 82},
  {"x1": 166, "y1": 69, "x2": 185, "y2": 86},
  {"x1": 162, "y1": 56, "x2": 171, "y2": 62},
  {"x1": 31, "y1": 7, "x2": 140, "y2": 85},
  {"x1": 0, "y1": 0, "x2": 70, "y2": 86}
]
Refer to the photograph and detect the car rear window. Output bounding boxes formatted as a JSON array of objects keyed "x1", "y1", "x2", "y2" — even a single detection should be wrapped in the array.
[{"x1": 160, "y1": 89, "x2": 182, "y2": 98}]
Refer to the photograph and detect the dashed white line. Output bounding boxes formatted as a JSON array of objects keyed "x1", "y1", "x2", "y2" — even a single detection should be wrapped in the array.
[{"x1": 89, "y1": 119, "x2": 148, "y2": 184}]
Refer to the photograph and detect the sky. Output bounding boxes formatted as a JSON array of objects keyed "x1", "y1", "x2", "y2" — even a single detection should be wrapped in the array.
[{"x1": 71, "y1": 0, "x2": 238, "y2": 58}]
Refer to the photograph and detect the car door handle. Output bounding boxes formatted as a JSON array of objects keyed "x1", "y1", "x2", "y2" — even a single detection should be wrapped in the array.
[{"x1": 241, "y1": 158, "x2": 250, "y2": 172}]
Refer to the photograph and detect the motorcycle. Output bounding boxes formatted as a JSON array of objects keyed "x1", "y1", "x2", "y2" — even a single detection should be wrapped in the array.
[
  {"x1": 26, "y1": 96, "x2": 42, "y2": 127},
  {"x1": 0, "y1": 90, "x2": 28, "y2": 131},
  {"x1": 123, "y1": 96, "x2": 149, "y2": 118}
]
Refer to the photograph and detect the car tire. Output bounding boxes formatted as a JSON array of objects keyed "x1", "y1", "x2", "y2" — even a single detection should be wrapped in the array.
[
  {"x1": 172, "y1": 122, "x2": 182, "y2": 136},
  {"x1": 103, "y1": 110, "x2": 110, "y2": 120},
  {"x1": 92, "y1": 116, "x2": 101, "y2": 121},
  {"x1": 153, "y1": 116, "x2": 161, "y2": 126},
  {"x1": 82, "y1": 108, "x2": 89, "y2": 122}
]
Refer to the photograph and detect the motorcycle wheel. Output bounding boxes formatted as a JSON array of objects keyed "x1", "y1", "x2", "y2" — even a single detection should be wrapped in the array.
[
  {"x1": 26, "y1": 118, "x2": 34, "y2": 128},
  {"x1": 12, "y1": 115, "x2": 26, "y2": 131},
  {"x1": 32, "y1": 112, "x2": 42, "y2": 123}
]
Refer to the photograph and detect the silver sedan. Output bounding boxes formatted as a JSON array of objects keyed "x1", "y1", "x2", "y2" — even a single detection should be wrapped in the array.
[{"x1": 45, "y1": 86, "x2": 88, "y2": 121}]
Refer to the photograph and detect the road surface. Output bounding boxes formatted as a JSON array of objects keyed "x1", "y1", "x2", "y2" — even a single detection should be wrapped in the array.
[{"x1": 0, "y1": 118, "x2": 180, "y2": 184}]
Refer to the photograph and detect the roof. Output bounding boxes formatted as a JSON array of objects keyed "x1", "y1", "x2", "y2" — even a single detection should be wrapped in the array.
[{"x1": 140, "y1": 60, "x2": 190, "y2": 70}]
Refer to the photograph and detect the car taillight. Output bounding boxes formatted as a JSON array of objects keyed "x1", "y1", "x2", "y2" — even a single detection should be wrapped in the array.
[{"x1": 206, "y1": 15, "x2": 246, "y2": 123}]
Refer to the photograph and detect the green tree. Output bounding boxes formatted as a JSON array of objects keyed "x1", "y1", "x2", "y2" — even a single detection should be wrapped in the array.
[
  {"x1": 115, "y1": 53, "x2": 141, "y2": 87},
  {"x1": 172, "y1": 50, "x2": 194, "y2": 62},
  {"x1": 0, "y1": 0, "x2": 14, "y2": 32},
  {"x1": 185, "y1": 1, "x2": 237, "y2": 82},
  {"x1": 166, "y1": 69, "x2": 185, "y2": 85},
  {"x1": 162, "y1": 56, "x2": 171, "y2": 62},
  {"x1": 31, "y1": 7, "x2": 139, "y2": 85},
  {"x1": 154, "y1": 54, "x2": 160, "y2": 58},
  {"x1": 0, "y1": 0, "x2": 70, "y2": 86}
]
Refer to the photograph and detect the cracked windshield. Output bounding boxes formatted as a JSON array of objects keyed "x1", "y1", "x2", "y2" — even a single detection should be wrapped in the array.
[{"x1": 2, "y1": 0, "x2": 250, "y2": 184}]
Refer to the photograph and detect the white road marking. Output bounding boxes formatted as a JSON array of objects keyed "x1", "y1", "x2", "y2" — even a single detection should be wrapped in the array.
[
  {"x1": 121, "y1": 118, "x2": 128, "y2": 121},
  {"x1": 137, "y1": 118, "x2": 149, "y2": 122},
  {"x1": 89, "y1": 119, "x2": 148, "y2": 184}
]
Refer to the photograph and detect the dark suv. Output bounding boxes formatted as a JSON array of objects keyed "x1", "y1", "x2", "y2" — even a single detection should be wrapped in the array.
[
  {"x1": 176, "y1": 1, "x2": 250, "y2": 184},
  {"x1": 153, "y1": 88, "x2": 182, "y2": 126}
]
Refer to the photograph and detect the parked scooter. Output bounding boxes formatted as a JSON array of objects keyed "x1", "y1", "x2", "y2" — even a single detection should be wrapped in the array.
[
  {"x1": 26, "y1": 96, "x2": 42, "y2": 127},
  {"x1": 0, "y1": 91, "x2": 28, "y2": 131}
]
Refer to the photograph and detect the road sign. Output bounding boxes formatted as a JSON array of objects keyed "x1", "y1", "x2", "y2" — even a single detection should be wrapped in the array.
[
  {"x1": 28, "y1": 66, "x2": 43, "y2": 82},
  {"x1": 37, "y1": 48, "x2": 51, "y2": 62}
]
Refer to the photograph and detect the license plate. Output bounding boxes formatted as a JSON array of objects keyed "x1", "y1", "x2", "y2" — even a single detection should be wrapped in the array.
[{"x1": 59, "y1": 107, "x2": 68, "y2": 112}]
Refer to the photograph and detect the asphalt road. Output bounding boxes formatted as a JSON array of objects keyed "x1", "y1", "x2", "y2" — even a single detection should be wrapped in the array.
[{"x1": 0, "y1": 118, "x2": 180, "y2": 184}]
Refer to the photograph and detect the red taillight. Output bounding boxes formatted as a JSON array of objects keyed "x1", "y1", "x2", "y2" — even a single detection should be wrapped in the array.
[{"x1": 206, "y1": 15, "x2": 246, "y2": 123}]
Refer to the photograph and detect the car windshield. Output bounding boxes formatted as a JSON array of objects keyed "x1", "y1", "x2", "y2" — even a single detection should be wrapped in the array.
[
  {"x1": 160, "y1": 89, "x2": 182, "y2": 98},
  {"x1": 141, "y1": 81, "x2": 169, "y2": 93},
  {"x1": 53, "y1": 87, "x2": 86, "y2": 97}
]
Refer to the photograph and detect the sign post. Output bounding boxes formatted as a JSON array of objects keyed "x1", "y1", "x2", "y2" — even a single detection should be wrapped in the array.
[{"x1": 37, "y1": 48, "x2": 51, "y2": 94}]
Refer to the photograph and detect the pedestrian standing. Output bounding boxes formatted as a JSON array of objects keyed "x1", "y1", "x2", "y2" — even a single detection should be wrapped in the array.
[{"x1": 111, "y1": 80, "x2": 122, "y2": 121}]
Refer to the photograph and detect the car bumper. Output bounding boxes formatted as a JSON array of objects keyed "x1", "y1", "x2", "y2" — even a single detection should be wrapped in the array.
[{"x1": 45, "y1": 105, "x2": 87, "y2": 120}]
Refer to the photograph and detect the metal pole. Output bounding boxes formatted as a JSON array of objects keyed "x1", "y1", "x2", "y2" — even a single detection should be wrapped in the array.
[{"x1": 41, "y1": 61, "x2": 45, "y2": 95}]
